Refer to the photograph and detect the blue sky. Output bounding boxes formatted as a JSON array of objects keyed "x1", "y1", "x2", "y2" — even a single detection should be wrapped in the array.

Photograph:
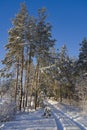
[{"x1": 0, "y1": 0, "x2": 87, "y2": 68}]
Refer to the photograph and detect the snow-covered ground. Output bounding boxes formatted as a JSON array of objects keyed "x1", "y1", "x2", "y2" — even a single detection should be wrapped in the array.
[
  {"x1": 0, "y1": 109, "x2": 57, "y2": 130},
  {"x1": 48, "y1": 99, "x2": 87, "y2": 130},
  {"x1": 1, "y1": 99, "x2": 87, "y2": 130}
]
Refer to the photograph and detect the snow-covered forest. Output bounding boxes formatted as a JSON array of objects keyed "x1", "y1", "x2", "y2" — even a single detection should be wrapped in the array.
[{"x1": 0, "y1": 3, "x2": 87, "y2": 130}]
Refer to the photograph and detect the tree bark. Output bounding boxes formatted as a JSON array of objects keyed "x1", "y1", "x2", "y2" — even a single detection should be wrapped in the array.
[
  {"x1": 19, "y1": 49, "x2": 24, "y2": 111},
  {"x1": 15, "y1": 59, "x2": 19, "y2": 104}
]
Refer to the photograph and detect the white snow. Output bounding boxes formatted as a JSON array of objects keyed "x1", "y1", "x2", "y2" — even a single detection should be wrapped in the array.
[
  {"x1": 1, "y1": 99, "x2": 87, "y2": 130},
  {"x1": 0, "y1": 109, "x2": 57, "y2": 130},
  {"x1": 48, "y1": 99, "x2": 87, "y2": 130}
]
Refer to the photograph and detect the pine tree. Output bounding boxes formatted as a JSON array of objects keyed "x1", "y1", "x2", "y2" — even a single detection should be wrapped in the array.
[
  {"x1": 55, "y1": 45, "x2": 77, "y2": 104},
  {"x1": 34, "y1": 7, "x2": 55, "y2": 109},
  {"x1": 24, "y1": 16, "x2": 36, "y2": 108},
  {"x1": 77, "y1": 38, "x2": 87, "y2": 108},
  {"x1": 2, "y1": 5, "x2": 56, "y2": 111},
  {"x1": 78, "y1": 38, "x2": 87, "y2": 72},
  {"x1": 2, "y1": 3, "x2": 29, "y2": 110}
]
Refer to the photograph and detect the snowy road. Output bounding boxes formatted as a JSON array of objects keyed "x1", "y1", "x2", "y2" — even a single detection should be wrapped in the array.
[
  {"x1": 1, "y1": 100, "x2": 87, "y2": 130},
  {"x1": 48, "y1": 100, "x2": 87, "y2": 130}
]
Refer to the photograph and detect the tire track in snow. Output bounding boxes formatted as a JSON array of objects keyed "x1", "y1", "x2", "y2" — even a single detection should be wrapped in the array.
[{"x1": 48, "y1": 102, "x2": 86, "y2": 130}]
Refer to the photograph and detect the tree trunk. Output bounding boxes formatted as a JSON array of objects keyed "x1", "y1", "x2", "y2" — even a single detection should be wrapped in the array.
[
  {"x1": 34, "y1": 59, "x2": 40, "y2": 110},
  {"x1": 19, "y1": 49, "x2": 24, "y2": 111},
  {"x1": 25, "y1": 46, "x2": 32, "y2": 108},
  {"x1": 34, "y1": 90, "x2": 37, "y2": 110},
  {"x1": 59, "y1": 85, "x2": 62, "y2": 103},
  {"x1": 15, "y1": 59, "x2": 19, "y2": 104}
]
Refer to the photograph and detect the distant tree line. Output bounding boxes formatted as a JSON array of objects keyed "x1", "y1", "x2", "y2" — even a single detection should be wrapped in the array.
[{"x1": 0, "y1": 3, "x2": 87, "y2": 111}]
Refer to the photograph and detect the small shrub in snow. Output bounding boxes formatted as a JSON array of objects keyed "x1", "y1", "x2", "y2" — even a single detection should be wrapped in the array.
[{"x1": 0, "y1": 101, "x2": 16, "y2": 122}]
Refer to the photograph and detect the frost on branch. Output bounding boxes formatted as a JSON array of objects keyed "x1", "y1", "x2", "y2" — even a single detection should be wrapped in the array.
[{"x1": 0, "y1": 100, "x2": 16, "y2": 122}]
